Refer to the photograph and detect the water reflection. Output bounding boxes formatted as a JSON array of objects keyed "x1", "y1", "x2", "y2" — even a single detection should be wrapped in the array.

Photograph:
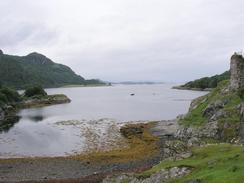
[
  {"x1": 28, "y1": 115, "x2": 45, "y2": 122},
  {"x1": 0, "y1": 114, "x2": 44, "y2": 133}
]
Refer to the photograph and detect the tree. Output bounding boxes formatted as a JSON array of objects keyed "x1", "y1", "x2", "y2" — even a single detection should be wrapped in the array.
[{"x1": 24, "y1": 86, "x2": 47, "y2": 97}]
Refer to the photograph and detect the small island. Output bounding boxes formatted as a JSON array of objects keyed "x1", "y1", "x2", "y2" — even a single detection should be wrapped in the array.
[{"x1": 0, "y1": 86, "x2": 71, "y2": 124}]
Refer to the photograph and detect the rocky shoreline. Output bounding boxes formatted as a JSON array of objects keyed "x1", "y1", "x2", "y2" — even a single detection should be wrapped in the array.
[
  {"x1": 0, "y1": 120, "x2": 203, "y2": 183},
  {"x1": 0, "y1": 88, "x2": 242, "y2": 183},
  {"x1": 0, "y1": 120, "x2": 181, "y2": 183},
  {"x1": 0, "y1": 101, "x2": 243, "y2": 183}
]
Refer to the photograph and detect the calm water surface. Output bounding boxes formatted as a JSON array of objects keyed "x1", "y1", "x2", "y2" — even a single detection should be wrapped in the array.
[{"x1": 0, "y1": 84, "x2": 207, "y2": 158}]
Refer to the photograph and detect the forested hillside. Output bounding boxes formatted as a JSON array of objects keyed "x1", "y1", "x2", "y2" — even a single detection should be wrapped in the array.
[
  {"x1": 0, "y1": 50, "x2": 104, "y2": 89},
  {"x1": 178, "y1": 71, "x2": 230, "y2": 90}
]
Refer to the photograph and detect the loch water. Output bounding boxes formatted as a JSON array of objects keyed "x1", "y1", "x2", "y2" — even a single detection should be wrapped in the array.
[{"x1": 0, "y1": 84, "x2": 207, "y2": 158}]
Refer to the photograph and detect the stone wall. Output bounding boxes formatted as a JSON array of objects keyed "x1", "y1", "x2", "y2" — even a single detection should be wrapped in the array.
[{"x1": 230, "y1": 54, "x2": 244, "y2": 91}]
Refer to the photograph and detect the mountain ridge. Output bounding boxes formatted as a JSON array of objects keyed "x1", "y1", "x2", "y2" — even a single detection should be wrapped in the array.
[{"x1": 0, "y1": 50, "x2": 104, "y2": 89}]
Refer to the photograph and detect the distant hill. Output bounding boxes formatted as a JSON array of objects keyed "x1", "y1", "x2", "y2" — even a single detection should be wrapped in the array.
[
  {"x1": 0, "y1": 50, "x2": 104, "y2": 89},
  {"x1": 174, "y1": 71, "x2": 230, "y2": 90}
]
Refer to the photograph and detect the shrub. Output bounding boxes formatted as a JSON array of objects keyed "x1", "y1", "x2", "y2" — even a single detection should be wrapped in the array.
[
  {"x1": 0, "y1": 87, "x2": 20, "y2": 102},
  {"x1": 24, "y1": 86, "x2": 47, "y2": 97},
  {"x1": 0, "y1": 92, "x2": 8, "y2": 104}
]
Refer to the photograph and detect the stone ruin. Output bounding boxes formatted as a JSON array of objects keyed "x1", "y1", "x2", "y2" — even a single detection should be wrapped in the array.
[
  {"x1": 230, "y1": 53, "x2": 244, "y2": 142},
  {"x1": 230, "y1": 53, "x2": 244, "y2": 91}
]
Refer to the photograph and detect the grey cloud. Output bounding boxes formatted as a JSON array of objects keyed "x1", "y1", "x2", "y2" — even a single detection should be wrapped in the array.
[
  {"x1": 0, "y1": 23, "x2": 58, "y2": 48},
  {"x1": 1, "y1": 0, "x2": 244, "y2": 82}
]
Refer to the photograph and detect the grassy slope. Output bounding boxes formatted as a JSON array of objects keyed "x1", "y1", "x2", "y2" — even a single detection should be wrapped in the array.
[
  {"x1": 141, "y1": 144, "x2": 244, "y2": 183},
  {"x1": 180, "y1": 80, "x2": 241, "y2": 129}
]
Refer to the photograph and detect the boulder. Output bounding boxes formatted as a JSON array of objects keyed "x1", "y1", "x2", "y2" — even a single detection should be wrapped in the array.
[{"x1": 203, "y1": 100, "x2": 225, "y2": 119}]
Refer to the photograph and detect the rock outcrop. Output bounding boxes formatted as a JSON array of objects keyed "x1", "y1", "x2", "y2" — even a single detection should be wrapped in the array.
[
  {"x1": 176, "y1": 121, "x2": 219, "y2": 145},
  {"x1": 0, "y1": 49, "x2": 3, "y2": 55},
  {"x1": 103, "y1": 167, "x2": 191, "y2": 183}
]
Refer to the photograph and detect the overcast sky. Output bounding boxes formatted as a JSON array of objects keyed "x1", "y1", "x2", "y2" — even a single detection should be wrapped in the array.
[{"x1": 1, "y1": 0, "x2": 244, "y2": 82}]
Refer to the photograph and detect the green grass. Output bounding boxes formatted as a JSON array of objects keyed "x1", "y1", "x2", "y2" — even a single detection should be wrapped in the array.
[
  {"x1": 180, "y1": 80, "x2": 241, "y2": 128},
  {"x1": 180, "y1": 96, "x2": 208, "y2": 126},
  {"x1": 140, "y1": 144, "x2": 244, "y2": 183}
]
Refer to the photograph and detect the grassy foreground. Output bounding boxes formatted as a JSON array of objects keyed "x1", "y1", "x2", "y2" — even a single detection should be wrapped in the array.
[{"x1": 140, "y1": 144, "x2": 244, "y2": 183}]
